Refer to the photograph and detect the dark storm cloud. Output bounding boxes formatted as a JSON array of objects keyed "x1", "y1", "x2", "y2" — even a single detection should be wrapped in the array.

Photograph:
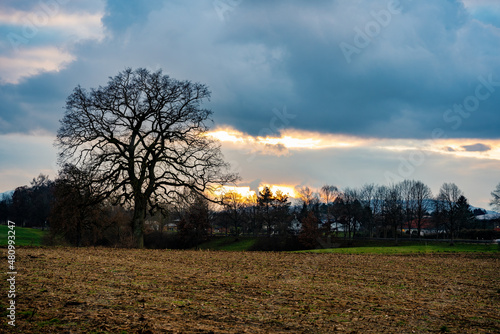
[
  {"x1": 1, "y1": 0, "x2": 499, "y2": 140},
  {"x1": 0, "y1": 70, "x2": 74, "y2": 133},
  {"x1": 102, "y1": 0, "x2": 164, "y2": 33},
  {"x1": 214, "y1": 0, "x2": 500, "y2": 138}
]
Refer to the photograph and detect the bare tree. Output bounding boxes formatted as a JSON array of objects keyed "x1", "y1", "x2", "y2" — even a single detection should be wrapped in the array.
[
  {"x1": 399, "y1": 180, "x2": 416, "y2": 238},
  {"x1": 176, "y1": 190, "x2": 213, "y2": 249},
  {"x1": 372, "y1": 185, "x2": 388, "y2": 238},
  {"x1": 297, "y1": 186, "x2": 319, "y2": 209},
  {"x1": 413, "y1": 181, "x2": 432, "y2": 238},
  {"x1": 56, "y1": 68, "x2": 237, "y2": 248},
  {"x1": 384, "y1": 184, "x2": 403, "y2": 243},
  {"x1": 320, "y1": 185, "x2": 338, "y2": 231},
  {"x1": 221, "y1": 190, "x2": 249, "y2": 236},
  {"x1": 491, "y1": 183, "x2": 500, "y2": 211},
  {"x1": 359, "y1": 183, "x2": 376, "y2": 238},
  {"x1": 334, "y1": 187, "x2": 362, "y2": 242},
  {"x1": 437, "y1": 182, "x2": 464, "y2": 245}
]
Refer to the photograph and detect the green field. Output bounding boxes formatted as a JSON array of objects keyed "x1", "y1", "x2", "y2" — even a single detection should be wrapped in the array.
[
  {"x1": 0, "y1": 225, "x2": 47, "y2": 246},
  {"x1": 197, "y1": 236, "x2": 500, "y2": 254},
  {"x1": 297, "y1": 242, "x2": 500, "y2": 254},
  {"x1": 197, "y1": 236, "x2": 258, "y2": 251}
]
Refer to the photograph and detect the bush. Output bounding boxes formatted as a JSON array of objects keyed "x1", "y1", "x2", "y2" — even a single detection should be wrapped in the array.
[
  {"x1": 457, "y1": 229, "x2": 500, "y2": 240},
  {"x1": 144, "y1": 231, "x2": 199, "y2": 249},
  {"x1": 249, "y1": 236, "x2": 305, "y2": 251},
  {"x1": 41, "y1": 233, "x2": 69, "y2": 246}
]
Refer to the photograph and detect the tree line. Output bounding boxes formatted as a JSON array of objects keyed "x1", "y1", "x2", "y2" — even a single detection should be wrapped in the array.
[
  {"x1": 1, "y1": 68, "x2": 499, "y2": 249},
  {"x1": 1, "y1": 173, "x2": 499, "y2": 248}
]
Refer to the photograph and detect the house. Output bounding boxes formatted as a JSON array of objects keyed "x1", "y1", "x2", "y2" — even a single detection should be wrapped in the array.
[
  {"x1": 290, "y1": 216, "x2": 301, "y2": 234},
  {"x1": 403, "y1": 217, "x2": 440, "y2": 236}
]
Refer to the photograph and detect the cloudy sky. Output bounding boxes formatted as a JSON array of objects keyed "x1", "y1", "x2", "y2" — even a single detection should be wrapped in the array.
[{"x1": 0, "y1": 0, "x2": 499, "y2": 208}]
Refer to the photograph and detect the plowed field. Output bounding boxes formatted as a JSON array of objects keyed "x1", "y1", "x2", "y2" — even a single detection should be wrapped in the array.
[{"x1": 1, "y1": 247, "x2": 499, "y2": 333}]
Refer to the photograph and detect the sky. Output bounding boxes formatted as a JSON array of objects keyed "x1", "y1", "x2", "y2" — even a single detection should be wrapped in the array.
[{"x1": 0, "y1": 0, "x2": 499, "y2": 209}]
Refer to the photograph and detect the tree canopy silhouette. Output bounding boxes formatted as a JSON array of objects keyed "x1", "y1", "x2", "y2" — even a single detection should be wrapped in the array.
[{"x1": 56, "y1": 68, "x2": 237, "y2": 248}]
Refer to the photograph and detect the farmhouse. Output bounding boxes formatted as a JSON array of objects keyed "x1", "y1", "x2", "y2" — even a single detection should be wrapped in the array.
[{"x1": 403, "y1": 217, "x2": 439, "y2": 236}]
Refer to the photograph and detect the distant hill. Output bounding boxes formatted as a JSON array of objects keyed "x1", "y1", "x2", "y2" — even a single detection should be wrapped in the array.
[
  {"x1": 419, "y1": 199, "x2": 498, "y2": 216},
  {"x1": 0, "y1": 190, "x2": 14, "y2": 200},
  {"x1": 469, "y1": 205, "x2": 499, "y2": 219}
]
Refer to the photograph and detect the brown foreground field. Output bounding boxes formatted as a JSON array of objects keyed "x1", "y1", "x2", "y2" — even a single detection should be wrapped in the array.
[{"x1": 1, "y1": 247, "x2": 499, "y2": 333}]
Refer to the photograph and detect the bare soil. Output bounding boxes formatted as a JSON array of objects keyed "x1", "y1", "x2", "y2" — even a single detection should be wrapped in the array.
[{"x1": 1, "y1": 247, "x2": 499, "y2": 333}]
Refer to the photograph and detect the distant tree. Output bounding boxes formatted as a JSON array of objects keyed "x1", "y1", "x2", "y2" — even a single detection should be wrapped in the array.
[
  {"x1": 413, "y1": 181, "x2": 433, "y2": 238},
  {"x1": 384, "y1": 184, "x2": 403, "y2": 243},
  {"x1": 432, "y1": 198, "x2": 447, "y2": 237},
  {"x1": 344, "y1": 188, "x2": 363, "y2": 241},
  {"x1": 56, "y1": 68, "x2": 237, "y2": 248},
  {"x1": 297, "y1": 186, "x2": 318, "y2": 210},
  {"x1": 455, "y1": 195, "x2": 475, "y2": 230},
  {"x1": 372, "y1": 185, "x2": 388, "y2": 238},
  {"x1": 0, "y1": 194, "x2": 12, "y2": 224},
  {"x1": 221, "y1": 190, "x2": 249, "y2": 236},
  {"x1": 256, "y1": 187, "x2": 291, "y2": 236},
  {"x1": 299, "y1": 211, "x2": 320, "y2": 248},
  {"x1": 359, "y1": 183, "x2": 376, "y2": 238},
  {"x1": 490, "y1": 183, "x2": 500, "y2": 211},
  {"x1": 177, "y1": 193, "x2": 212, "y2": 248},
  {"x1": 333, "y1": 188, "x2": 363, "y2": 242},
  {"x1": 9, "y1": 174, "x2": 54, "y2": 228},
  {"x1": 258, "y1": 186, "x2": 275, "y2": 235},
  {"x1": 320, "y1": 185, "x2": 338, "y2": 227},
  {"x1": 437, "y1": 182, "x2": 464, "y2": 245},
  {"x1": 273, "y1": 190, "x2": 292, "y2": 235},
  {"x1": 11, "y1": 186, "x2": 31, "y2": 227},
  {"x1": 49, "y1": 165, "x2": 125, "y2": 246},
  {"x1": 29, "y1": 174, "x2": 54, "y2": 228},
  {"x1": 246, "y1": 194, "x2": 259, "y2": 236},
  {"x1": 399, "y1": 180, "x2": 416, "y2": 237}
]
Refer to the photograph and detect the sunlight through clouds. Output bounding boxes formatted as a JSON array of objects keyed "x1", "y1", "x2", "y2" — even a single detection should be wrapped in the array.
[
  {"x1": 208, "y1": 127, "x2": 500, "y2": 162},
  {"x1": 207, "y1": 127, "x2": 369, "y2": 153},
  {"x1": 212, "y1": 185, "x2": 256, "y2": 199},
  {"x1": 259, "y1": 185, "x2": 298, "y2": 198}
]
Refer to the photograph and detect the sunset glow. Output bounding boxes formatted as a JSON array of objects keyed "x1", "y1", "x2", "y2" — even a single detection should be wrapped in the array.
[
  {"x1": 258, "y1": 185, "x2": 298, "y2": 198},
  {"x1": 206, "y1": 127, "x2": 368, "y2": 152},
  {"x1": 208, "y1": 127, "x2": 500, "y2": 162},
  {"x1": 213, "y1": 185, "x2": 256, "y2": 199}
]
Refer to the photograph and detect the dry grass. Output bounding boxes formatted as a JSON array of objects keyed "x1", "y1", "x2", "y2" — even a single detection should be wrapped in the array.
[{"x1": 1, "y1": 247, "x2": 499, "y2": 333}]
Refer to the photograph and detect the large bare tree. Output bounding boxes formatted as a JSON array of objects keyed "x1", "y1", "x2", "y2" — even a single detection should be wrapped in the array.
[{"x1": 56, "y1": 68, "x2": 237, "y2": 248}]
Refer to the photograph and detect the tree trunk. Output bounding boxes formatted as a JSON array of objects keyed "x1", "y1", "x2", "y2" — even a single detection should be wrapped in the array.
[{"x1": 133, "y1": 198, "x2": 147, "y2": 248}]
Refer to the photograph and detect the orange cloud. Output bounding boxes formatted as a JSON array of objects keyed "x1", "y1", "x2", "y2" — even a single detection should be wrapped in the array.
[{"x1": 208, "y1": 126, "x2": 500, "y2": 161}]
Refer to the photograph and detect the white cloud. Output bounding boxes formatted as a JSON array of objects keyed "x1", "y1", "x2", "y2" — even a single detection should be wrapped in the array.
[
  {"x1": 0, "y1": 4, "x2": 105, "y2": 84},
  {"x1": 0, "y1": 47, "x2": 75, "y2": 84}
]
